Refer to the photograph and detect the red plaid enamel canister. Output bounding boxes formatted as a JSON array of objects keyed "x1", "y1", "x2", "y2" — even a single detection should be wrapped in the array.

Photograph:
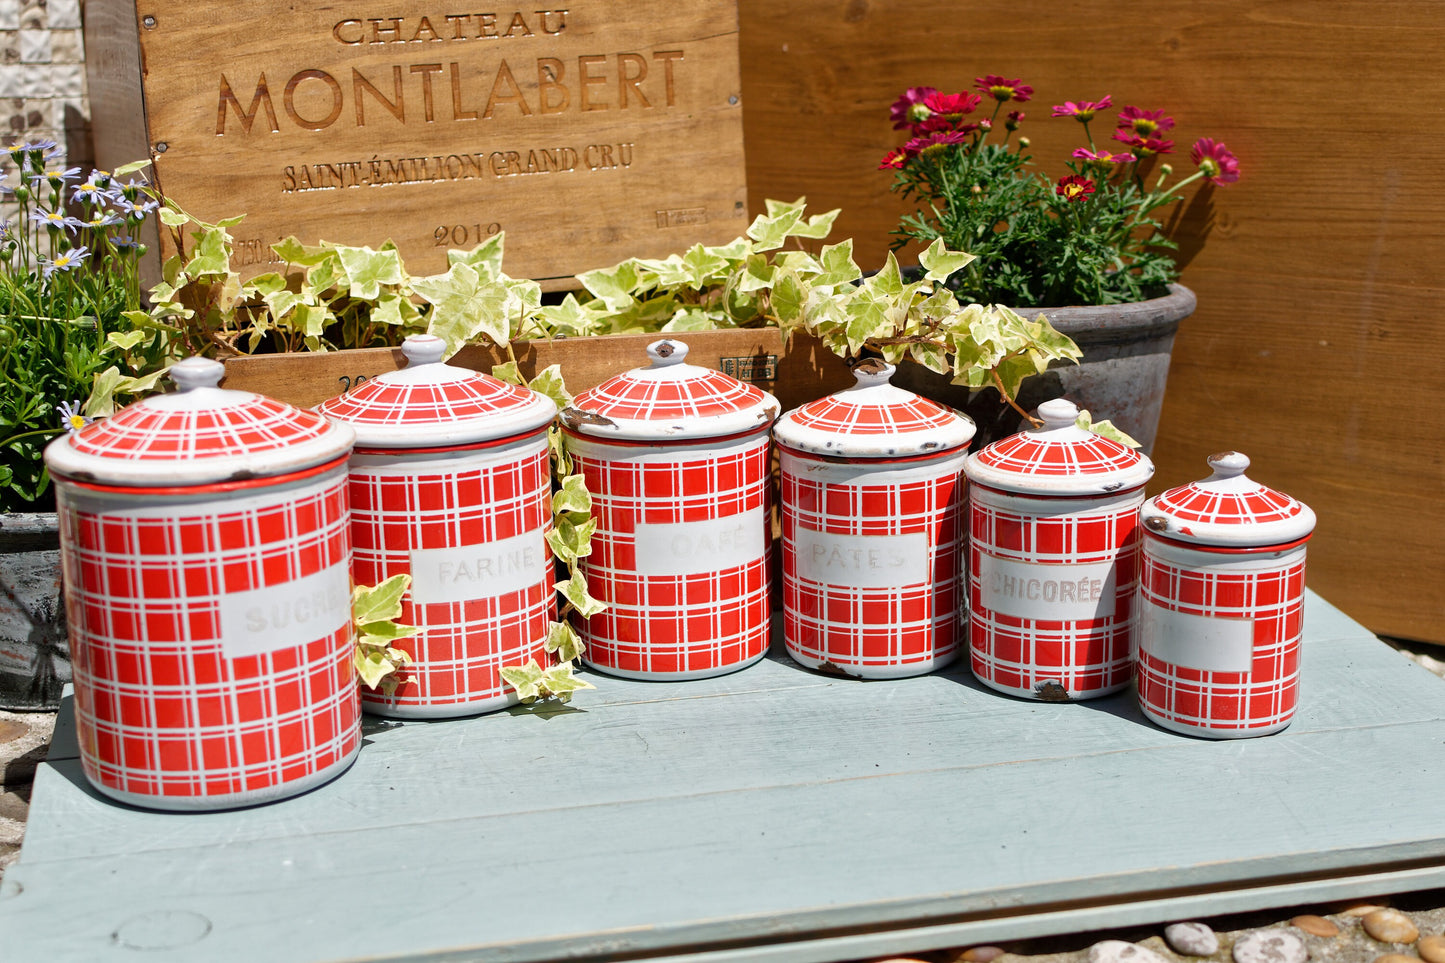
[
  {"x1": 1136, "y1": 452, "x2": 1316, "y2": 737},
  {"x1": 316, "y1": 335, "x2": 559, "y2": 718},
  {"x1": 772, "y1": 360, "x2": 976, "y2": 678},
  {"x1": 964, "y1": 398, "x2": 1154, "y2": 700},
  {"x1": 42, "y1": 357, "x2": 358, "y2": 810},
  {"x1": 560, "y1": 339, "x2": 779, "y2": 680}
]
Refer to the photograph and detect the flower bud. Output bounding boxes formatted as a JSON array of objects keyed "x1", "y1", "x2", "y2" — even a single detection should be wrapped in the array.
[
  {"x1": 13, "y1": 185, "x2": 29, "y2": 202},
  {"x1": 971, "y1": 184, "x2": 983, "y2": 195},
  {"x1": 1018, "y1": 137, "x2": 1031, "y2": 149},
  {"x1": 1160, "y1": 163, "x2": 1173, "y2": 176}
]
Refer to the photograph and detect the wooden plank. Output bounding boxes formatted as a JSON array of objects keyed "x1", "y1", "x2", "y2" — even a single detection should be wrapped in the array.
[
  {"x1": 3, "y1": 592, "x2": 1444, "y2": 961},
  {"x1": 218, "y1": 328, "x2": 849, "y2": 413},
  {"x1": 734, "y1": 0, "x2": 1445, "y2": 643},
  {"x1": 85, "y1": 0, "x2": 749, "y2": 287}
]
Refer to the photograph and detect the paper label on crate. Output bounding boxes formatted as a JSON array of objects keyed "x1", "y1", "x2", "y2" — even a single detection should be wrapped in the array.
[
  {"x1": 219, "y1": 562, "x2": 352, "y2": 660},
  {"x1": 632, "y1": 508, "x2": 766, "y2": 576},
  {"x1": 793, "y1": 528, "x2": 929, "y2": 588},
  {"x1": 409, "y1": 530, "x2": 550, "y2": 606},
  {"x1": 977, "y1": 554, "x2": 1117, "y2": 621},
  {"x1": 1139, "y1": 601, "x2": 1255, "y2": 673}
]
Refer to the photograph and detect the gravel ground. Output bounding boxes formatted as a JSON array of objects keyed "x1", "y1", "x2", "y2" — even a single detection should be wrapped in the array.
[{"x1": 2, "y1": 642, "x2": 1441, "y2": 961}]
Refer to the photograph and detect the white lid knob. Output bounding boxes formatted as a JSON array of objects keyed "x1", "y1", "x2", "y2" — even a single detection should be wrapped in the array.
[
  {"x1": 646, "y1": 339, "x2": 689, "y2": 366},
  {"x1": 1206, "y1": 450, "x2": 1251, "y2": 478},
  {"x1": 1036, "y1": 397, "x2": 1080, "y2": 430},
  {"x1": 168, "y1": 356, "x2": 225, "y2": 391},
  {"x1": 402, "y1": 334, "x2": 447, "y2": 367},
  {"x1": 851, "y1": 359, "x2": 895, "y2": 388}
]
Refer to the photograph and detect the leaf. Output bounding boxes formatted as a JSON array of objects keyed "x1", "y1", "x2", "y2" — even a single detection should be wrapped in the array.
[
  {"x1": 351, "y1": 573, "x2": 411, "y2": 625},
  {"x1": 577, "y1": 261, "x2": 641, "y2": 312},
  {"x1": 185, "y1": 225, "x2": 233, "y2": 276},
  {"x1": 105, "y1": 330, "x2": 148, "y2": 353},
  {"x1": 1076, "y1": 410, "x2": 1141, "y2": 448},
  {"x1": 355, "y1": 650, "x2": 400, "y2": 691},
  {"x1": 449, "y1": 232, "x2": 506, "y2": 279},
  {"x1": 334, "y1": 244, "x2": 404, "y2": 300},
  {"x1": 490, "y1": 361, "x2": 524, "y2": 386},
  {"x1": 413, "y1": 261, "x2": 510, "y2": 352},
  {"x1": 357, "y1": 619, "x2": 421, "y2": 644},
  {"x1": 113, "y1": 159, "x2": 152, "y2": 176},
  {"x1": 919, "y1": 238, "x2": 976, "y2": 283},
  {"x1": 527, "y1": 364, "x2": 572, "y2": 410},
  {"x1": 815, "y1": 240, "x2": 861, "y2": 286},
  {"x1": 157, "y1": 205, "x2": 189, "y2": 228},
  {"x1": 543, "y1": 621, "x2": 586, "y2": 662},
  {"x1": 538, "y1": 662, "x2": 594, "y2": 702},
  {"x1": 500, "y1": 658, "x2": 546, "y2": 702},
  {"x1": 545, "y1": 514, "x2": 597, "y2": 565},
  {"x1": 555, "y1": 571, "x2": 607, "y2": 618},
  {"x1": 83, "y1": 366, "x2": 123, "y2": 418},
  {"x1": 552, "y1": 474, "x2": 592, "y2": 516}
]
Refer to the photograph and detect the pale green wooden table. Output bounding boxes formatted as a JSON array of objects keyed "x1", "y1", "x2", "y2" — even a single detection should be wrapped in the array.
[{"x1": 1, "y1": 591, "x2": 1442, "y2": 962}]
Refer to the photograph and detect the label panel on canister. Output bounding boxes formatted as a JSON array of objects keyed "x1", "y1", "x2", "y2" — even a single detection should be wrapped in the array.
[
  {"x1": 409, "y1": 529, "x2": 550, "y2": 606},
  {"x1": 976, "y1": 553, "x2": 1117, "y2": 621},
  {"x1": 793, "y1": 528, "x2": 929, "y2": 588},
  {"x1": 632, "y1": 508, "x2": 766, "y2": 576},
  {"x1": 1138, "y1": 601, "x2": 1255, "y2": 673},
  {"x1": 218, "y1": 561, "x2": 352, "y2": 660}
]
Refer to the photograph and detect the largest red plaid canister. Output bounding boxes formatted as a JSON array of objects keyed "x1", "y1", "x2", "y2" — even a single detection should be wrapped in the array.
[
  {"x1": 560, "y1": 339, "x2": 779, "y2": 680},
  {"x1": 964, "y1": 398, "x2": 1154, "y2": 700},
  {"x1": 1136, "y1": 451, "x2": 1316, "y2": 738},
  {"x1": 773, "y1": 360, "x2": 976, "y2": 678},
  {"x1": 42, "y1": 357, "x2": 359, "y2": 810},
  {"x1": 316, "y1": 335, "x2": 559, "y2": 718}
]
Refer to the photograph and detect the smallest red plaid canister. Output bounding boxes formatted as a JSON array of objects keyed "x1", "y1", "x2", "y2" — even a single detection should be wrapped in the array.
[
  {"x1": 964, "y1": 398, "x2": 1154, "y2": 701},
  {"x1": 1137, "y1": 451, "x2": 1316, "y2": 738},
  {"x1": 773, "y1": 360, "x2": 975, "y2": 678}
]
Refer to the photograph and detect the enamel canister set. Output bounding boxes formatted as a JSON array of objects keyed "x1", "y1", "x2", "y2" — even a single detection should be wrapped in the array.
[{"x1": 43, "y1": 336, "x2": 1315, "y2": 811}]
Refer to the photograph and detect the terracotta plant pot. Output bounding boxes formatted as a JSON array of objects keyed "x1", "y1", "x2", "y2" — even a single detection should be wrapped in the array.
[{"x1": 893, "y1": 283, "x2": 1196, "y2": 453}]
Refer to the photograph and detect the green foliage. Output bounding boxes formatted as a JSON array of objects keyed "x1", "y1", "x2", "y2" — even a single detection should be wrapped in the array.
[
  {"x1": 0, "y1": 147, "x2": 176, "y2": 512},
  {"x1": 883, "y1": 81, "x2": 1237, "y2": 307},
  {"x1": 351, "y1": 573, "x2": 420, "y2": 696}
]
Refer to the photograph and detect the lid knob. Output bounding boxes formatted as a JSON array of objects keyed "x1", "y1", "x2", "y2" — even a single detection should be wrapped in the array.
[
  {"x1": 1036, "y1": 397, "x2": 1080, "y2": 430},
  {"x1": 402, "y1": 334, "x2": 448, "y2": 367},
  {"x1": 646, "y1": 339, "x2": 689, "y2": 367},
  {"x1": 850, "y1": 358, "x2": 895, "y2": 389},
  {"x1": 1206, "y1": 450, "x2": 1251, "y2": 478},
  {"x1": 168, "y1": 356, "x2": 226, "y2": 392}
]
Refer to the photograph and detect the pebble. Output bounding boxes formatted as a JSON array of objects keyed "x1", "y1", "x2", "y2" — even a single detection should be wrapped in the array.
[
  {"x1": 1233, "y1": 929, "x2": 1307, "y2": 963},
  {"x1": 1373, "y1": 955, "x2": 1419, "y2": 963},
  {"x1": 1291, "y1": 915, "x2": 1340, "y2": 938},
  {"x1": 959, "y1": 948, "x2": 1006, "y2": 963},
  {"x1": 1088, "y1": 939, "x2": 1168, "y2": 963},
  {"x1": 1420, "y1": 934, "x2": 1445, "y2": 963},
  {"x1": 1364, "y1": 909, "x2": 1420, "y2": 944},
  {"x1": 1345, "y1": 903, "x2": 1392, "y2": 917},
  {"x1": 1165, "y1": 922, "x2": 1220, "y2": 956}
]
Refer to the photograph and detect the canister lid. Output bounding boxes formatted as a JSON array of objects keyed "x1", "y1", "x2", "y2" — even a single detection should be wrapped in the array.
[
  {"x1": 1141, "y1": 451, "x2": 1316, "y2": 547},
  {"x1": 773, "y1": 359, "x2": 976, "y2": 458},
  {"x1": 562, "y1": 338, "x2": 779, "y2": 440},
  {"x1": 315, "y1": 334, "x2": 557, "y2": 448},
  {"x1": 964, "y1": 398, "x2": 1154, "y2": 495},
  {"x1": 44, "y1": 356, "x2": 355, "y2": 487}
]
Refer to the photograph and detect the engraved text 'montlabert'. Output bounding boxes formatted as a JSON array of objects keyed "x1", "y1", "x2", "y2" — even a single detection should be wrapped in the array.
[{"x1": 216, "y1": 52, "x2": 684, "y2": 135}]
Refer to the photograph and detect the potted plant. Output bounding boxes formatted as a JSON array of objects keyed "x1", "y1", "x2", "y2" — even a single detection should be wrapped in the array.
[
  {"x1": 878, "y1": 75, "x2": 1241, "y2": 448},
  {"x1": 0, "y1": 143, "x2": 175, "y2": 709}
]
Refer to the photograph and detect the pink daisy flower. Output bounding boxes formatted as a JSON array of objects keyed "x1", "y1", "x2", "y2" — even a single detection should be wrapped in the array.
[
  {"x1": 890, "y1": 86, "x2": 939, "y2": 130},
  {"x1": 1112, "y1": 130, "x2": 1175, "y2": 156},
  {"x1": 1190, "y1": 137, "x2": 1241, "y2": 184},
  {"x1": 1072, "y1": 147, "x2": 1137, "y2": 166},
  {"x1": 974, "y1": 75, "x2": 1033, "y2": 103},
  {"x1": 1056, "y1": 175, "x2": 1096, "y2": 202},
  {"x1": 1052, "y1": 95, "x2": 1113, "y2": 122},
  {"x1": 1116, "y1": 106, "x2": 1175, "y2": 137}
]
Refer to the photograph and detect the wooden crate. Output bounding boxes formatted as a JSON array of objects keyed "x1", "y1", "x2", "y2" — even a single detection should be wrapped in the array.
[
  {"x1": 219, "y1": 328, "x2": 854, "y2": 414},
  {"x1": 84, "y1": 0, "x2": 748, "y2": 289}
]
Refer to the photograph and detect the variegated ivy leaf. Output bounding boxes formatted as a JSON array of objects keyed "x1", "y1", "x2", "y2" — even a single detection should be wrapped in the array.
[
  {"x1": 908, "y1": 341, "x2": 951, "y2": 375},
  {"x1": 919, "y1": 238, "x2": 976, "y2": 283},
  {"x1": 555, "y1": 572, "x2": 607, "y2": 618},
  {"x1": 157, "y1": 205, "x2": 189, "y2": 228},
  {"x1": 543, "y1": 620, "x2": 586, "y2": 662},
  {"x1": 770, "y1": 269, "x2": 807, "y2": 327},
  {"x1": 843, "y1": 289, "x2": 891, "y2": 356},
  {"x1": 334, "y1": 244, "x2": 405, "y2": 300},
  {"x1": 448, "y1": 233, "x2": 506, "y2": 280},
  {"x1": 545, "y1": 514, "x2": 597, "y2": 565},
  {"x1": 500, "y1": 659, "x2": 547, "y2": 702},
  {"x1": 528, "y1": 364, "x2": 572, "y2": 410},
  {"x1": 83, "y1": 366, "x2": 123, "y2": 418},
  {"x1": 577, "y1": 261, "x2": 642, "y2": 312},
  {"x1": 815, "y1": 240, "x2": 861, "y2": 287},
  {"x1": 356, "y1": 619, "x2": 421, "y2": 646},
  {"x1": 1075, "y1": 410, "x2": 1141, "y2": 448},
  {"x1": 306, "y1": 255, "x2": 344, "y2": 297},
  {"x1": 547, "y1": 427, "x2": 573, "y2": 478},
  {"x1": 538, "y1": 662, "x2": 594, "y2": 703},
  {"x1": 866, "y1": 252, "x2": 907, "y2": 299},
  {"x1": 352, "y1": 573, "x2": 411, "y2": 626},
  {"x1": 294, "y1": 302, "x2": 330, "y2": 339},
  {"x1": 271, "y1": 235, "x2": 334, "y2": 267},
  {"x1": 185, "y1": 225, "x2": 233, "y2": 277},
  {"x1": 537, "y1": 294, "x2": 603, "y2": 338},
  {"x1": 113, "y1": 159, "x2": 152, "y2": 177},
  {"x1": 663, "y1": 305, "x2": 722, "y2": 332},
  {"x1": 413, "y1": 262, "x2": 510, "y2": 353},
  {"x1": 105, "y1": 330, "x2": 149, "y2": 353},
  {"x1": 680, "y1": 244, "x2": 731, "y2": 289},
  {"x1": 736, "y1": 253, "x2": 776, "y2": 294},
  {"x1": 490, "y1": 360, "x2": 523, "y2": 386},
  {"x1": 552, "y1": 474, "x2": 591, "y2": 516},
  {"x1": 355, "y1": 649, "x2": 402, "y2": 691},
  {"x1": 746, "y1": 205, "x2": 805, "y2": 252}
]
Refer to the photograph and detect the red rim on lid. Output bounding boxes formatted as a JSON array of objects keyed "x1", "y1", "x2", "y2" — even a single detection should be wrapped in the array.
[
  {"x1": 561, "y1": 338, "x2": 779, "y2": 440},
  {"x1": 964, "y1": 398, "x2": 1154, "y2": 495},
  {"x1": 773, "y1": 360, "x2": 975, "y2": 458},
  {"x1": 1141, "y1": 451, "x2": 1316, "y2": 547},
  {"x1": 315, "y1": 334, "x2": 557, "y2": 448},
  {"x1": 43, "y1": 356, "x2": 355, "y2": 487}
]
